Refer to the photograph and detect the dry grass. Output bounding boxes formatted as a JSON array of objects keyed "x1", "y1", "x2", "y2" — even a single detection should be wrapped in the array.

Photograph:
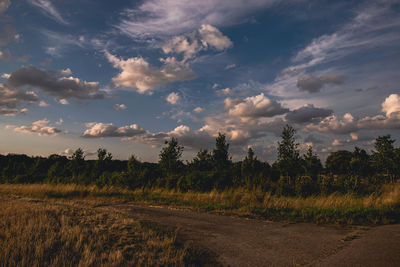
[
  {"x1": 1, "y1": 182, "x2": 400, "y2": 225},
  {"x1": 0, "y1": 195, "x2": 196, "y2": 267}
]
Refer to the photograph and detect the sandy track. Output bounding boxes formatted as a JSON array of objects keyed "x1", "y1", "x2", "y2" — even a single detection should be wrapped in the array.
[{"x1": 114, "y1": 204, "x2": 400, "y2": 266}]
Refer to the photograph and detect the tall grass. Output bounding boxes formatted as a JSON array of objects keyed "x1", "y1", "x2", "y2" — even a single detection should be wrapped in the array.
[
  {"x1": 1, "y1": 182, "x2": 400, "y2": 225},
  {"x1": 0, "y1": 196, "x2": 199, "y2": 266}
]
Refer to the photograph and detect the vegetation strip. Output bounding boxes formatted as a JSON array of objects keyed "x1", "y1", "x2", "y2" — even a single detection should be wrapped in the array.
[{"x1": 1, "y1": 183, "x2": 399, "y2": 225}]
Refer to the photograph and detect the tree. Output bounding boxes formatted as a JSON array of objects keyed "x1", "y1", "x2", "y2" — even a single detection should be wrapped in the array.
[
  {"x1": 350, "y1": 147, "x2": 371, "y2": 178},
  {"x1": 190, "y1": 149, "x2": 213, "y2": 172},
  {"x1": 325, "y1": 150, "x2": 352, "y2": 175},
  {"x1": 69, "y1": 148, "x2": 85, "y2": 181},
  {"x1": 303, "y1": 146, "x2": 322, "y2": 179},
  {"x1": 372, "y1": 135, "x2": 396, "y2": 182},
  {"x1": 241, "y1": 147, "x2": 261, "y2": 188},
  {"x1": 159, "y1": 137, "x2": 184, "y2": 176},
  {"x1": 212, "y1": 133, "x2": 231, "y2": 169},
  {"x1": 95, "y1": 148, "x2": 112, "y2": 175},
  {"x1": 277, "y1": 125, "x2": 301, "y2": 182}
]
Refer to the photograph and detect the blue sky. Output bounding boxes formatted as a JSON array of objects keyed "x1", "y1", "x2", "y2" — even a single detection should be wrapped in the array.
[{"x1": 0, "y1": 0, "x2": 400, "y2": 162}]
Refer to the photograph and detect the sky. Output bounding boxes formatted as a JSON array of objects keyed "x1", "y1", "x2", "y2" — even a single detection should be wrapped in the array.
[{"x1": 0, "y1": 0, "x2": 399, "y2": 162}]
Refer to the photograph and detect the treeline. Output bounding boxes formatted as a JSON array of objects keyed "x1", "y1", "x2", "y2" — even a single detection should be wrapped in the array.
[{"x1": 1, "y1": 125, "x2": 399, "y2": 197}]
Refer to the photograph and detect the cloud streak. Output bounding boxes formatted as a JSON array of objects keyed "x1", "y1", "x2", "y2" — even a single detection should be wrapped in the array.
[
  {"x1": 28, "y1": 0, "x2": 69, "y2": 25},
  {"x1": 117, "y1": 0, "x2": 278, "y2": 39}
]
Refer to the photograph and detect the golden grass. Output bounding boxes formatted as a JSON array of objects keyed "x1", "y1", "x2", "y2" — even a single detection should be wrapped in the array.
[
  {"x1": 1, "y1": 182, "x2": 399, "y2": 210},
  {"x1": 1, "y1": 182, "x2": 399, "y2": 225},
  {"x1": 0, "y1": 195, "x2": 194, "y2": 266}
]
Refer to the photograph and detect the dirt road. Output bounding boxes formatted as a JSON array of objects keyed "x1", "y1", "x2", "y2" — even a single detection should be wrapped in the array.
[{"x1": 115, "y1": 204, "x2": 400, "y2": 266}]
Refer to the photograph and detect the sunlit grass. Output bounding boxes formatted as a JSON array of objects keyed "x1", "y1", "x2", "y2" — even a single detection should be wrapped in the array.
[
  {"x1": 0, "y1": 195, "x2": 198, "y2": 266},
  {"x1": 1, "y1": 182, "x2": 399, "y2": 225}
]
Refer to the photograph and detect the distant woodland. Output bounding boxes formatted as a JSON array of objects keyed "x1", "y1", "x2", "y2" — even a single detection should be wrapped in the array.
[{"x1": 1, "y1": 125, "x2": 399, "y2": 197}]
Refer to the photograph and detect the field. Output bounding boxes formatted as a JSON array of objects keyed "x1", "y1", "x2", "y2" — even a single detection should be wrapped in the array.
[
  {"x1": 1, "y1": 182, "x2": 400, "y2": 224},
  {"x1": 0, "y1": 193, "x2": 202, "y2": 266},
  {"x1": 1, "y1": 183, "x2": 400, "y2": 266}
]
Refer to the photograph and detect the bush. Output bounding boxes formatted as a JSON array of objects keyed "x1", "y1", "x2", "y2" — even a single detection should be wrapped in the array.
[
  {"x1": 295, "y1": 176, "x2": 316, "y2": 197},
  {"x1": 276, "y1": 176, "x2": 294, "y2": 196}
]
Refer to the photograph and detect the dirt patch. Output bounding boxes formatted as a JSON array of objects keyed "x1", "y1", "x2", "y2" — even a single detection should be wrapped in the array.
[{"x1": 114, "y1": 205, "x2": 357, "y2": 266}]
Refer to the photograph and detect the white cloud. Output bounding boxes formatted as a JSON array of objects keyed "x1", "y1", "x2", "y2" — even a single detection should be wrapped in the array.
[
  {"x1": 1, "y1": 73, "x2": 10, "y2": 79},
  {"x1": 82, "y1": 123, "x2": 145, "y2": 138},
  {"x1": 28, "y1": 0, "x2": 68, "y2": 25},
  {"x1": 225, "y1": 63, "x2": 236, "y2": 69},
  {"x1": 306, "y1": 94, "x2": 400, "y2": 134},
  {"x1": 166, "y1": 92, "x2": 180, "y2": 104},
  {"x1": 117, "y1": 0, "x2": 278, "y2": 39},
  {"x1": 58, "y1": 99, "x2": 69, "y2": 105},
  {"x1": 198, "y1": 24, "x2": 233, "y2": 50},
  {"x1": 332, "y1": 139, "x2": 343, "y2": 146},
  {"x1": 306, "y1": 113, "x2": 357, "y2": 134},
  {"x1": 105, "y1": 51, "x2": 195, "y2": 94},
  {"x1": 162, "y1": 24, "x2": 233, "y2": 60},
  {"x1": 227, "y1": 93, "x2": 288, "y2": 122},
  {"x1": 113, "y1": 103, "x2": 127, "y2": 110},
  {"x1": 162, "y1": 34, "x2": 202, "y2": 60},
  {"x1": 268, "y1": 3, "x2": 400, "y2": 98},
  {"x1": 193, "y1": 107, "x2": 204, "y2": 113},
  {"x1": 38, "y1": 100, "x2": 49, "y2": 107},
  {"x1": 293, "y1": 4, "x2": 400, "y2": 70},
  {"x1": 217, "y1": 87, "x2": 231, "y2": 96},
  {"x1": 13, "y1": 119, "x2": 62, "y2": 136},
  {"x1": 382, "y1": 94, "x2": 400, "y2": 117}
]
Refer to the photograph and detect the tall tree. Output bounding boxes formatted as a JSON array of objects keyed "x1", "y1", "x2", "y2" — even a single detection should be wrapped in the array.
[
  {"x1": 373, "y1": 135, "x2": 396, "y2": 182},
  {"x1": 212, "y1": 133, "x2": 231, "y2": 169},
  {"x1": 159, "y1": 137, "x2": 184, "y2": 175},
  {"x1": 303, "y1": 146, "x2": 322, "y2": 179},
  {"x1": 277, "y1": 125, "x2": 301, "y2": 182},
  {"x1": 95, "y1": 148, "x2": 112, "y2": 175},
  {"x1": 69, "y1": 148, "x2": 85, "y2": 181}
]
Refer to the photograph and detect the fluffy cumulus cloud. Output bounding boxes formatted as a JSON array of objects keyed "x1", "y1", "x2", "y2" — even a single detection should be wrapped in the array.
[
  {"x1": 285, "y1": 104, "x2": 333, "y2": 123},
  {"x1": 193, "y1": 107, "x2": 204, "y2": 113},
  {"x1": 227, "y1": 93, "x2": 288, "y2": 122},
  {"x1": 306, "y1": 113, "x2": 357, "y2": 134},
  {"x1": 198, "y1": 24, "x2": 233, "y2": 51},
  {"x1": 82, "y1": 123, "x2": 145, "y2": 138},
  {"x1": 162, "y1": 24, "x2": 233, "y2": 60},
  {"x1": 297, "y1": 74, "x2": 347, "y2": 93},
  {"x1": 166, "y1": 92, "x2": 180, "y2": 104},
  {"x1": 106, "y1": 52, "x2": 195, "y2": 94},
  {"x1": 0, "y1": 83, "x2": 39, "y2": 116},
  {"x1": 6, "y1": 66, "x2": 105, "y2": 100},
  {"x1": 11, "y1": 119, "x2": 62, "y2": 136},
  {"x1": 306, "y1": 94, "x2": 400, "y2": 134},
  {"x1": 113, "y1": 103, "x2": 127, "y2": 110},
  {"x1": 382, "y1": 94, "x2": 400, "y2": 117}
]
